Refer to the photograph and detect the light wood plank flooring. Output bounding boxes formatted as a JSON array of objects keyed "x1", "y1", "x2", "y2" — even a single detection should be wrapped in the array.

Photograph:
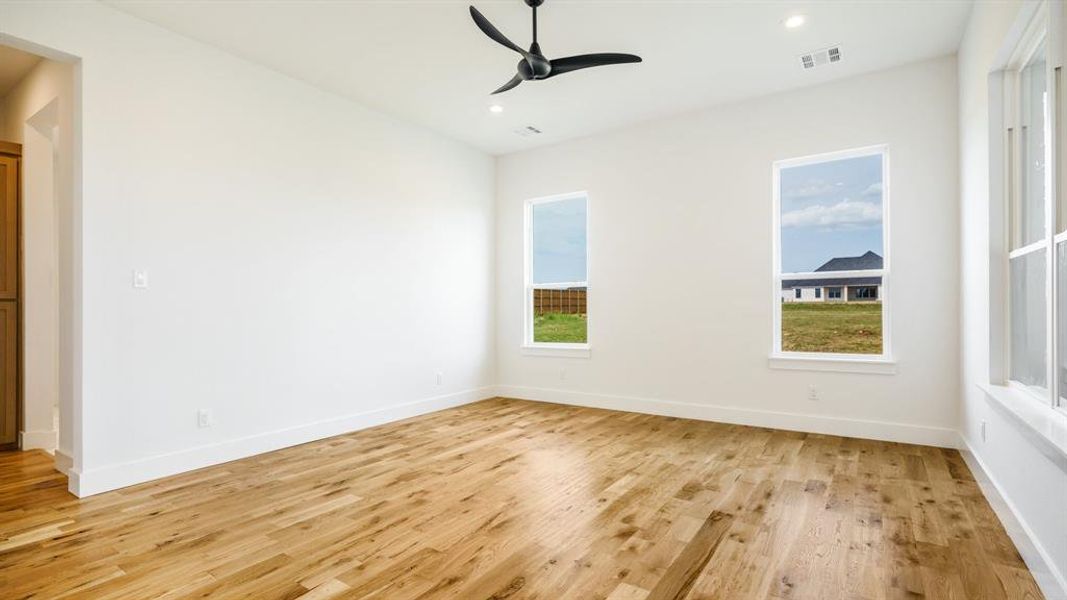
[{"x1": 0, "y1": 398, "x2": 1044, "y2": 599}]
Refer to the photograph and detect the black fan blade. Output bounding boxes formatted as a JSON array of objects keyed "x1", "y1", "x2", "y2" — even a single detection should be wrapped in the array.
[
  {"x1": 548, "y1": 53, "x2": 642, "y2": 78},
  {"x1": 492, "y1": 74, "x2": 523, "y2": 95},
  {"x1": 470, "y1": 6, "x2": 529, "y2": 58}
]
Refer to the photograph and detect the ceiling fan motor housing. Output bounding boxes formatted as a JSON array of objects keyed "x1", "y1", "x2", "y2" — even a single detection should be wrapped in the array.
[{"x1": 520, "y1": 44, "x2": 552, "y2": 79}]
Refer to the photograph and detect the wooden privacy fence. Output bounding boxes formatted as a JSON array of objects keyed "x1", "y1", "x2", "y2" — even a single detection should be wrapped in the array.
[{"x1": 533, "y1": 288, "x2": 587, "y2": 315}]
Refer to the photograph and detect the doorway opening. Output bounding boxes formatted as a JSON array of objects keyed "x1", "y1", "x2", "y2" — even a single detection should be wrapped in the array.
[{"x1": 0, "y1": 42, "x2": 76, "y2": 478}]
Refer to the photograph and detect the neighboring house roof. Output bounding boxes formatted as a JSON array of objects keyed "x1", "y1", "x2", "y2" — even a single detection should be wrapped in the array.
[
  {"x1": 815, "y1": 250, "x2": 883, "y2": 272},
  {"x1": 782, "y1": 251, "x2": 883, "y2": 290},
  {"x1": 782, "y1": 276, "x2": 882, "y2": 290}
]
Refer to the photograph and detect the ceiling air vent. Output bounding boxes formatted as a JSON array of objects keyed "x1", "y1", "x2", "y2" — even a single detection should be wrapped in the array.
[
  {"x1": 799, "y1": 45, "x2": 842, "y2": 70},
  {"x1": 514, "y1": 125, "x2": 543, "y2": 137}
]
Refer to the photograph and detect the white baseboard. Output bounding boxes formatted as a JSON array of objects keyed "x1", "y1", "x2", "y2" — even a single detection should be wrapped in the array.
[
  {"x1": 71, "y1": 387, "x2": 496, "y2": 498},
  {"x1": 495, "y1": 385, "x2": 958, "y2": 448},
  {"x1": 53, "y1": 448, "x2": 73, "y2": 475},
  {"x1": 20, "y1": 429, "x2": 57, "y2": 452},
  {"x1": 958, "y1": 434, "x2": 1067, "y2": 600}
]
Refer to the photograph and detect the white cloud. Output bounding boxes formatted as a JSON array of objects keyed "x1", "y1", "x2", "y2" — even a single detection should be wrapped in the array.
[
  {"x1": 782, "y1": 199, "x2": 881, "y2": 229},
  {"x1": 862, "y1": 182, "x2": 883, "y2": 197},
  {"x1": 783, "y1": 179, "x2": 836, "y2": 199}
]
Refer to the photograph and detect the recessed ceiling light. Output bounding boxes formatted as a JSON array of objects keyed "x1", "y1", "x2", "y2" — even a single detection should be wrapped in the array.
[
  {"x1": 488, "y1": 104, "x2": 504, "y2": 114},
  {"x1": 784, "y1": 15, "x2": 806, "y2": 29}
]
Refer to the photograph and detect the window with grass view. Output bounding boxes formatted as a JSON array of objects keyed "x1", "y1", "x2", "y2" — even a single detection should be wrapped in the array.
[
  {"x1": 526, "y1": 194, "x2": 588, "y2": 345},
  {"x1": 774, "y1": 147, "x2": 889, "y2": 357}
]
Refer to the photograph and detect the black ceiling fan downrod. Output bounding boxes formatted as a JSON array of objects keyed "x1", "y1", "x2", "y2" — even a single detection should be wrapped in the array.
[{"x1": 469, "y1": 0, "x2": 642, "y2": 95}]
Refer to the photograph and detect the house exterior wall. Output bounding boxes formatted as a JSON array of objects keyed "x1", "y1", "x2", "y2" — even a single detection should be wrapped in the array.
[
  {"x1": 781, "y1": 287, "x2": 824, "y2": 303},
  {"x1": 781, "y1": 285, "x2": 882, "y2": 303}
]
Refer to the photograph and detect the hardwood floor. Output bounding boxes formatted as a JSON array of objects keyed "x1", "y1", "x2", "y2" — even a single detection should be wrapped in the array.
[{"x1": 0, "y1": 398, "x2": 1044, "y2": 599}]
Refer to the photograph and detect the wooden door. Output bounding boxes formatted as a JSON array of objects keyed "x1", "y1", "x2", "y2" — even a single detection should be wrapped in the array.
[
  {"x1": 0, "y1": 144, "x2": 19, "y2": 449},
  {"x1": 0, "y1": 302, "x2": 16, "y2": 447}
]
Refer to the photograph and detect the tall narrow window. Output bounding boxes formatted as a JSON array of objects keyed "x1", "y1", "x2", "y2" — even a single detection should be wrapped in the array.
[
  {"x1": 773, "y1": 146, "x2": 889, "y2": 358},
  {"x1": 525, "y1": 193, "x2": 588, "y2": 347},
  {"x1": 1011, "y1": 38, "x2": 1050, "y2": 397},
  {"x1": 992, "y1": 6, "x2": 1067, "y2": 416}
]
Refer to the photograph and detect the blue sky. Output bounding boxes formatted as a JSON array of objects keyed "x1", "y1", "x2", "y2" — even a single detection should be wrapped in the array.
[
  {"x1": 532, "y1": 197, "x2": 587, "y2": 284},
  {"x1": 780, "y1": 154, "x2": 883, "y2": 273}
]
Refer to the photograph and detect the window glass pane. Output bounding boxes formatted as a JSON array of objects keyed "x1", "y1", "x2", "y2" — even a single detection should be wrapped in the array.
[
  {"x1": 1016, "y1": 42, "x2": 1047, "y2": 247},
  {"x1": 532, "y1": 197, "x2": 586, "y2": 284},
  {"x1": 1057, "y1": 243, "x2": 1067, "y2": 403},
  {"x1": 530, "y1": 196, "x2": 587, "y2": 344},
  {"x1": 781, "y1": 301, "x2": 882, "y2": 355},
  {"x1": 532, "y1": 288, "x2": 587, "y2": 343},
  {"x1": 778, "y1": 151, "x2": 884, "y2": 355},
  {"x1": 779, "y1": 154, "x2": 883, "y2": 274},
  {"x1": 1010, "y1": 249, "x2": 1047, "y2": 390}
]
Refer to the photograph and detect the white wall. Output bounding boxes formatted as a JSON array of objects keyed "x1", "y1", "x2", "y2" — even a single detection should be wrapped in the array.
[
  {"x1": 496, "y1": 56, "x2": 960, "y2": 446},
  {"x1": 957, "y1": 1, "x2": 1067, "y2": 596},
  {"x1": 1, "y1": 58, "x2": 74, "y2": 456},
  {"x1": 0, "y1": 1, "x2": 496, "y2": 495}
]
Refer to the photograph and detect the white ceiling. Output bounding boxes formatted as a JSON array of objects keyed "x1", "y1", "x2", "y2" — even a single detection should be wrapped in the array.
[
  {"x1": 106, "y1": 0, "x2": 973, "y2": 155},
  {"x1": 0, "y1": 44, "x2": 41, "y2": 98}
]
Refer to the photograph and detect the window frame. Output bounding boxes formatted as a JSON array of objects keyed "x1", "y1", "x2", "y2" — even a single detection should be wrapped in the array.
[
  {"x1": 770, "y1": 144, "x2": 893, "y2": 367},
  {"x1": 994, "y1": 2, "x2": 1067, "y2": 415},
  {"x1": 522, "y1": 191, "x2": 591, "y2": 357}
]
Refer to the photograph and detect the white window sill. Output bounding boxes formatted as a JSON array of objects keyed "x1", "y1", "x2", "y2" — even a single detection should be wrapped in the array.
[
  {"x1": 768, "y1": 353, "x2": 897, "y2": 375},
  {"x1": 977, "y1": 383, "x2": 1067, "y2": 471},
  {"x1": 521, "y1": 344, "x2": 591, "y2": 358}
]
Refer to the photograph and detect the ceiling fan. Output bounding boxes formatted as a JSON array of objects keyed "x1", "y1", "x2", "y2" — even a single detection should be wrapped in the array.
[{"x1": 469, "y1": 0, "x2": 642, "y2": 95}]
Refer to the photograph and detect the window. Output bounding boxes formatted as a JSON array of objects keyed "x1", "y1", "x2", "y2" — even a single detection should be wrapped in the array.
[
  {"x1": 525, "y1": 193, "x2": 588, "y2": 350},
  {"x1": 773, "y1": 146, "x2": 889, "y2": 359},
  {"x1": 998, "y1": 12, "x2": 1065, "y2": 412},
  {"x1": 854, "y1": 286, "x2": 878, "y2": 300},
  {"x1": 1009, "y1": 39, "x2": 1049, "y2": 396},
  {"x1": 795, "y1": 288, "x2": 802, "y2": 299}
]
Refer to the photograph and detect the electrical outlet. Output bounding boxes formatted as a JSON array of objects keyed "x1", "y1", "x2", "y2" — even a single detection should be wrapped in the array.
[
  {"x1": 435, "y1": 371, "x2": 443, "y2": 386},
  {"x1": 981, "y1": 420, "x2": 987, "y2": 443},
  {"x1": 197, "y1": 409, "x2": 212, "y2": 428},
  {"x1": 807, "y1": 385, "x2": 819, "y2": 402},
  {"x1": 132, "y1": 269, "x2": 149, "y2": 289}
]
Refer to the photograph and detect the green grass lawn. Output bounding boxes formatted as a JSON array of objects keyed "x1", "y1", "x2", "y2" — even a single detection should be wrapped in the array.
[
  {"x1": 534, "y1": 313, "x2": 587, "y2": 343},
  {"x1": 782, "y1": 302, "x2": 882, "y2": 354}
]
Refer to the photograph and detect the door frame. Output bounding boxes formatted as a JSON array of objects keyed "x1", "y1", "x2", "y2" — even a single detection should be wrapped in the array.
[{"x1": 0, "y1": 140, "x2": 21, "y2": 451}]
